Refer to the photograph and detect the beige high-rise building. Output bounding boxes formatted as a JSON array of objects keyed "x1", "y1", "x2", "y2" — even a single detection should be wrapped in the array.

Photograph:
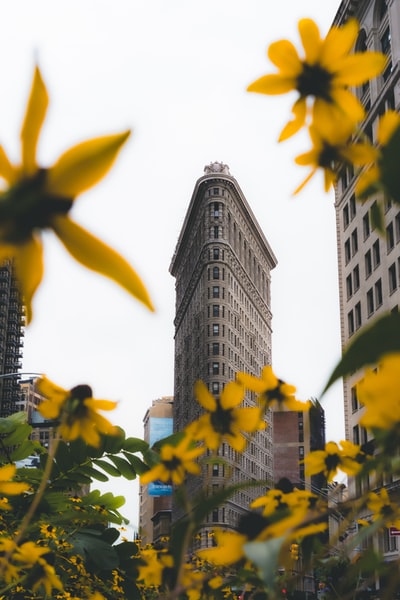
[
  {"x1": 333, "y1": 0, "x2": 400, "y2": 571},
  {"x1": 169, "y1": 162, "x2": 277, "y2": 546}
]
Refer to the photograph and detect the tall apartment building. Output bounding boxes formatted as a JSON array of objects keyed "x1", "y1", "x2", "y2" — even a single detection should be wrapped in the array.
[
  {"x1": 169, "y1": 162, "x2": 277, "y2": 544},
  {"x1": 333, "y1": 0, "x2": 400, "y2": 567},
  {"x1": 139, "y1": 396, "x2": 173, "y2": 546},
  {"x1": 0, "y1": 262, "x2": 24, "y2": 417}
]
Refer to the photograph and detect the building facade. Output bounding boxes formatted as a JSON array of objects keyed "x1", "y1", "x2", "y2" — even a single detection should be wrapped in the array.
[
  {"x1": 139, "y1": 396, "x2": 173, "y2": 546},
  {"x1": 333, "y1": 0, "x2": 400, "y2": 574},
  {"x1": 0, "y1": 262, "x2": 24, "y2": 417},
  {"x1": 169, "y1": 162, "x2": 277, "y2": 544}
]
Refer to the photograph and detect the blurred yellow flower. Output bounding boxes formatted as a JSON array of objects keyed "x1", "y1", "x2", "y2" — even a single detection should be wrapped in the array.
[
  {"x1": 37, "y1": 377, "x2": 117, "y2": 447},
  {"x1": 0, "y1": 67, "x2": 153, "y2": 323},
  {"x1": 248, "y1": 18, "x2": 385, "y2": 141},
  {"x1": 367, "y1": 488, "x2": 400, "y2": 530},
  {"x1": 188, "y1": 380, "x2": 265, "y2": 452},
  {"x1": 140, "y1": 434, "x2": 204, "y2": 486},
  {"x1": 294, "y1": 123, "x2": 377, "y2": 194},
  {"x1": 0, "y1": 464, "x2": 29, "y2": 497},
  {"x1": 304, "y1": 440, "x2": 365, "y2": 482},
  {"x1": 358, "y1": 353, "x2": 400, "y2": 430},
  {"x1": 237, "y1": 365, "x2": 307, "y2": 411}
]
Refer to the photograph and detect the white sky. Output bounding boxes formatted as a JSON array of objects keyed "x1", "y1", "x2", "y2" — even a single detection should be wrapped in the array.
[{"x1": 2, "y1": 0, "x2": 344, "y2": 528}]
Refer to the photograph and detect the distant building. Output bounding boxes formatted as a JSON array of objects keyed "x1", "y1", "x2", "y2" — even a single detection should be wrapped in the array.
[
  {"x1": 273, "y1": 399, "x2": 326, "y2": 493},
  {"x1": 0, "y1": 262, "x2": 24, "y2": 417},
  {"x1": 19, "y1": 377, "x2": 56, "y2": 450},
  {"x1": 139, "y1": 396, "x2": 173, "y2": 546},
  {"x1": 170, "y1": 162, "x2": 277, "y2": 545}
]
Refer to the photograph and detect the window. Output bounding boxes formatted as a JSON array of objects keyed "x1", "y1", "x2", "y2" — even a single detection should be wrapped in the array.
[
  {"x1": 355, "y1": 302, "x2": 362, "y2": 329},
  {"x1": 346, "y1": 274, "x2": 353, "y2": 299},
  {"x1": 213, "y1": 187, "x2": 219, "y2": 195},
  {"x1": 213, "y1": 202, "x2": 220, "y2": 217},
  {"x1": 213, "y1": 324, "x2": 219, "y2": 336},
  {"x1": 363, "y1": 212, "x2": 370, "y2": 239},
  {"x1": 212, "y1": 286, "x2": 219, "y2": 298},
  {"x1": 212, "y1": 464, "x2": 219, "y2": 476},
  {"x1": 367, "y1": 288, "x2": 374, "y2": 316},
  {"x1": 345, "y1": 239, "x2": 351, "y2": 264},
  {"x1": 384, "y1": 528, "x2": 398, "y2": 553},
  {"x1": 212, "y1": 382, "x2": 219, "y2": 394},
  {"x1": 353, "y1": 425, "x2": 360, "y2": 445},
  {"x1": 212, "y1": 362, "x2": 219, "y2": 375},
  {"x1": 373, "y1": 240, "x2": 381, "y2": 267},
  {"x1": 389, "y1": 263, "x2": 397, "y2": 293},
  {"x1": 351, "y1": 229, "x2": 358, "y2": 255},
  {"x1": 353, "y1": 265, "x2": 360, "y2": 291},
  {"x1": 351, "y1": 387, "x2": 359, "y2": 412},
  {"x1": 387, "y1": 222, "x2": 395, "y2": 252},
  {"x1": 343, "y1": 204, "x2": 350, "y2": 229},
  {"x1": 212, "y1": 305, "x2": 219, "y2": 317},
  {"x1": 375, "y1": 279, "x2": 383, "y2": 307},
  {"x1": 214, "y1": 226, "x2": 219, "y2": 239},
  {"x1": 212, "y1": 343, "x2": 219, "y2": 355},
  {"x1": 350, "y1": 194, "x2": 356, "y2": 219},
  {"x1": 213, "y1": 266, "x2": 219, "y2": 279},
  {"x1": 365, "y1": 250, "x2": 372, "y2": 277},
  {"x1": 381, "y1": 27, "x2": 392, "y2": 80},
  {"x1": 213, "y1": 248, "x2": 220, "y2": 259},
  {"x1": 348, "y1": 310, "x2": 355, "y2": 335}
]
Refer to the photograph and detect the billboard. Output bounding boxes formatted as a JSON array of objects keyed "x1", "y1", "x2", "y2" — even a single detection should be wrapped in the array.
[{"x1": 148, "y1": 416, "x2": 173, "y2": 496}]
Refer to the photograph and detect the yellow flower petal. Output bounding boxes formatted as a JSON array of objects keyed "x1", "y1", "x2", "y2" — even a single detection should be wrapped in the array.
[
  {"x1": 267, "y1": 40, "x2": 302, "y2": 75},
  {"x1": 20, "y1": 67, "x2": 49, "y2": 176},
  {"x1": 278, "y1": 98, "x2": 307, "y2": 142},
  {"x1": 333, "y1": 52, "x2": 387, "y2": 86},
  {"x1": 321, "y1": 18, "x2": 358, "y2": 65},
  {"x1": 14, "y1": 235, "x2": 44, "y2": 324},
  {"x1": 37, "y1": 377, "x2": 68, "y2": 402},
  {"x1": 194, "y1": 380, "x2": 217, "y2": 411},
  {"x1": 220, "y1": 381, "x2": 244, "y2": 410},
  {"x1": 52, "y1": 216, "x2": 154, "y2": 311},
  {"x1": 298, "y1": 19, "x2": 322, "y2": 65},
  {"x1": 46, "y1": 130, "x2": 130, "y2": 198},
  {"x1": 247, "y1": 74, "x2": 297, "y2": 95},
  {"x1": 84, "y1": 398, "x2": 117, "y2": 412},
  {"x1": 0, "y1": 145, "x2": 17, "y2": 184},
  {"x1": 378, "y1": 110, "x2": 400, "y2": 146},
  {"x1": 0, "y1": 464, "x2": 17, "y2": 481}
]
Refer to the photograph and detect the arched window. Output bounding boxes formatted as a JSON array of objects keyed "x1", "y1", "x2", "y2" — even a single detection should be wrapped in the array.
[{"x1": 213, "y1": 266, "x2": 219, "y2": 280}]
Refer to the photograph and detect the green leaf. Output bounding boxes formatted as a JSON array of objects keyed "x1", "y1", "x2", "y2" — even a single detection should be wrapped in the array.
[
  {"x1": 152, "y1": 431, "x2": 184, "y2": 451},
  {"x1": 122, "y1": 452, "x2": 148, "y2": 475},
  {"x1": 71, "y1": 531, "x2": 120, "y2": 570},
  {"x1": 107, "y1": 455, "x2": 137, "y2": 480},
  {"x1": 69, "y1": 438, "x2": 90, "y2": 464},
  {"x1": 101, "y1": 527, "x2": 120, "y2": 545},
  {"x1": 102, "y1": 428, "x2": 126, "y2": 454},
  {"x1": 324, "y1": 312, "x2": 400, "y2": 392},
  {"x1": 0, "y1": 412, "x2": 27, "y2": 434},
  {"x1": 2, "y1": 423, "x2": 32, "y2": 446},
  {"x1": 99, "y1": 492, "x2": 126, "y2": 510},
  {"x1": 244, "y1": 537, "x2": 285, "y2": 589},
  {"x1": 93, "y1": 459, "x2": 121, "y2": 477},
  {"x1": 80, "y1": 464, "x2": 110, "y2": 481},
  {"x1": 10, "y1": 441, "x2": 40, "y2": 462},
  {"x1": 123, "y1": 437, "x2": 149, "y2": 453},
  {"x1": 54, "y1": 441, "x2": 74, "y2": 472}
]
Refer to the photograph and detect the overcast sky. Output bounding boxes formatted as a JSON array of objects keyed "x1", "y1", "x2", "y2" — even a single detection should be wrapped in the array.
[{"x1": 3, "y1": 0, "x2": 343, "y2": 528}]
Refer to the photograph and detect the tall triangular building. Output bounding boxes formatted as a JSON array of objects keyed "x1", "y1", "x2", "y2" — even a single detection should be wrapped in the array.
[{"x1": 170, "y1": 162, "x2": 277, "y2": 546}]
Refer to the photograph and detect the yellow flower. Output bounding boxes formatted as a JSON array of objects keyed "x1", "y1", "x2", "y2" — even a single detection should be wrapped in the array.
[
  {"x1": 198, "y1": 530, "x2": 250, "y2": 566},
  {"x1": 357, "y1": 111, "x2": 400, "y2": 202},
  {"x1": 367, "y1": 488, "x2": 400, "y2": 529},
  {"x1": 0, "y1": 67, "x2": 153, "y2": 323},
  {"x1": 140, "y1": 434, "x2": 204, "y2": 486},
  {"x1": 37, "y1": 377, "x2": 117, "y2": 447},
  {"x1": 248, "y1": 18, "x2": 385, "y2": 141},
  {"x1": 0, "y1": 464, "x2": 29, "y2": 496},
  {"x1": 357, "y1": 353, "x2": 400, "y2": 430},
  {"x1": 39, "y1": 523, "x2": 57, "y2": 539},
  {"x1": 14, "y1": 541, "x2": 50, "y2": 565},
  {"x1": 137, "y1": 548, "x2": 173, "y2": 587},
  {"x1": 188, "y1": 380, "x2": 265, "y2": 452},
  {"x1": 236, "y1": 365, "x2": 307, "y2": 411},
  {"x1": 294, "y1": 122, "x2": 377, "y2": 194},
  {"x1": 31, "y1": 559, "x2": 64, "y2": 596},
  {"x1": 303, "y1": 440, "x2": 364, "y2": 482}
]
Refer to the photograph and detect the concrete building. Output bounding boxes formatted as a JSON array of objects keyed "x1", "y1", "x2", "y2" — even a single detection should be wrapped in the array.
[
  {"x1": 19, "y1": 377, "x2": 56, "y2": 451},
  {"x1": 0, "y1": 262, "x2": 24, "y2": 417},
  {"x1": 169, "y1": 162, "x2": 277, "y2": 545},
  {"x1": 139, "y1": 396, "x2": 173, "y2": 546},
  {"x1": 333, "y1": 0, "x2": 400, "y2": 579}
]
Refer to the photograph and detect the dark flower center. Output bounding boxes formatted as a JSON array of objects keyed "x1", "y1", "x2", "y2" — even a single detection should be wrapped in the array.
[
  {"x1": 0, "y1": 169, "x2": 72, "y2": 244},
  {"x1": 297, "y1": 62, "x2": 333, "y2": 101},
  {"x1": 66, "y1": 384, "x2": 93, "y2": 421},
  {"x1": 163, "y1": 455, "x2": 182, "y2": 471},
  {"x1": 264, "y1": 380, "x2": 286, "y2": 405},
  {"x1": 238, "y1": 512, "x2": 270, "y2": 540},
  {"x1": 325, "y1": 453, "x2": 340, "y2": 473},
  {"x1": 210, "y1": 400, "x2": 234, "y2": 435}
]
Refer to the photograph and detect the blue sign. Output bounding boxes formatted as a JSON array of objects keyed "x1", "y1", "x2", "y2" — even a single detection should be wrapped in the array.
[{"x1": 148, "y1": 416, "x2": 173, "y2": 496}]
